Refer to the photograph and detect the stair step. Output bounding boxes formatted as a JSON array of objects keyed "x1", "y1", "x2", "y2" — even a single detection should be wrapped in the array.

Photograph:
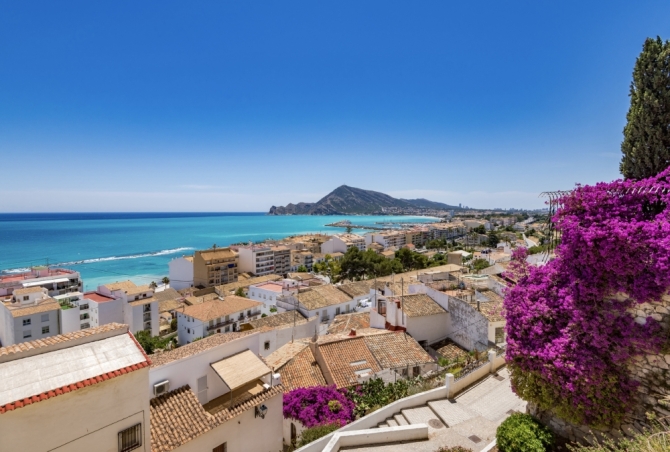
[
  {"x1": 401, "y1": 406, "x2": 445, "y2": 430},
  {"x1": 394, "y1": 414, "x2": 409, "y2": 426},
  {"x1": 378, "y1": 422, "x2": 388, "y2": 428},
  {"x1": 386, "y1": 418, "x2": 398, "y2": 427}
]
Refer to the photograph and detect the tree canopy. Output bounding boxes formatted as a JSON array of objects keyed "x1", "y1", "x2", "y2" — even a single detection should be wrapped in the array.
[{"x1": 620, "y1": 36, "x2": 670, "y2": 180}]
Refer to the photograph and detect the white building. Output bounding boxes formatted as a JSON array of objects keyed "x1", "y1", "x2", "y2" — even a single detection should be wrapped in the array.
[
  {"x1": 237, "y1": 245, "x2": 276, "y2": 276},
  {"x1": 169, "y1": 256, "x2": 194, "y2": 290},
  {"x1": 364, "y1": 231, "x2": 407, "y2": 250},
  {"x1": 0, "y1": 287, "x2": 61, "y2": 347},
  {"x1": 149, "y1": 331, "x2": 284, "y2": 452},
  {"x1": 242, "y1": 310, "x2": 320, "y2": 357},
  {"x1": 97, "y1": 281, "x2": 160, "y2": 336},
  {"x1": 369, "y1": 288, "x2": 450, "y2": 346},
  {"x1": 321, "y1": 233, "x2": 366, "y2": 254},
  {"x1": 0, "y1": 266, "x2": 82, "y2": 298},
  {"x1": 177, "y1": 296, "x2": 263, "y2": 344},
  {"x1": 248, "y1": 281, "x2": 286, "y2": 314},
  {"x1": 0, "y1": 323, "x2": 152, "y2": 452},
  {"x1": 276, "y1": 284, "x2": 356, "y2": 334}
]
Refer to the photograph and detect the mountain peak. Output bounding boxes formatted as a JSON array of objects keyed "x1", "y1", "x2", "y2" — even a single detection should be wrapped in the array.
[{"x1": 268, "y1": 186, "x2": 459, "y2": 215}]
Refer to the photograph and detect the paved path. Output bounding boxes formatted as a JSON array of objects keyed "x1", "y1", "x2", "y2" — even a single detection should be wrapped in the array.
[{"x1": 341, "y1": 367, "x2": 526, "y2": 452}]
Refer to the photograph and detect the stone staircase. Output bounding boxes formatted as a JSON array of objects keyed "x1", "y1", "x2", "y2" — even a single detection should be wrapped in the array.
[{"x1": 365, "y1": 368, "x2": 526, "y2": 451}]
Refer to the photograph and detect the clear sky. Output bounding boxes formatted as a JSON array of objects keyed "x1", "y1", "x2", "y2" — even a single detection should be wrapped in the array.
[{"x1": 2, "y1": 1, "x2": 669, "y2": 212}]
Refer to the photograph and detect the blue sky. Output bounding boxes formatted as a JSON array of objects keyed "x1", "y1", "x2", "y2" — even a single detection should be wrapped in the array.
[{"x1": 1, "y1": 1, "x2": 669, "y2": 212}]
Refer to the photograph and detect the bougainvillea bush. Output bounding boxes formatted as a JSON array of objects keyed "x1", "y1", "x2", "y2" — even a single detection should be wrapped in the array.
[
  {"x1": 283, "y1": 386, "x2": 355, "y2": 428},
  {"x1": 504, "y1": 168, "x2": 670, "y2": 427}
]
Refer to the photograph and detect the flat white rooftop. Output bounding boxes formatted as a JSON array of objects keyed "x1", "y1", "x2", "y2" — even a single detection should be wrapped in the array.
[{"x1": 0, "y1": 333, "x2": 146, "y2": 407}]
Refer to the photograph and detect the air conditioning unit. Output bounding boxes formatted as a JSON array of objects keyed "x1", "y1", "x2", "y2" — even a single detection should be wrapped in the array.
[{"x1": 153, "y1": 380, "x2": 170, "y2": 397}]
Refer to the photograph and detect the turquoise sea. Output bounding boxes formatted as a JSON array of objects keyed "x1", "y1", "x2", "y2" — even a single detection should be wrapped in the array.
[{"x1": 0, "y1": 213, "x2": 437, "y2": 291}]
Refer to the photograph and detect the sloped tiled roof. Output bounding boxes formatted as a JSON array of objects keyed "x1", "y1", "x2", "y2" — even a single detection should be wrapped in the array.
[
  {"x1": 0, "y1": 323, "x2": 128, "y2": 359},
  {"x1": 297, "y1": 285, "x2": 352, "y2": 311},
  {"x1": 266, "y1": 342, "x2": 310, "y2": 371},
  {"x1": 215, "y1": 274, "x2": 282, "y2": 294},
  {"x1": 5, "y1": 298, "x2": 60, "y2": 317},
  {"x1": 150, "y1": 384, "x2": 283, "y2": 452},
  {"x1": 103, "y1": 280, "x2": 137, "y2": 292},
  {"x1": 278, "y1": 346, "x2": 327, "y2": 391},
  {"x1": 13, "y1": 287, "x2": 46, "y2": 296},
  {"x1": 152, "y1": 288, "x2": 182, "y2": 303},
  {"x1": 245, "y1": 311, "x2": 309, "y2": 330},
  {"x1": 318, "y1": 337, "x2": 382, "y2": 388},
  {"x1": 432, "y1": 339, "x2": 469, "y2": 361},
  {"x1": 392, "y1": 293, "x2": 447, "y2": 317},
  {"x1": 126, "y1": 285, "x2": 151, "y2": 296},
  {"x1": 337, "y1": 281, "x2": 375, "y2": 298},
  {"x1": 327, "y1": 312, "x2": 370, "y2": 335},
  {"x1": 150, "y1": 331, "x2": 257, "y2": 368},
  {"x1": 363, "y1": 332, "x2": 434, "y2": 369},
  {"x1": 181, "y1": 297, "x2": 262, "y2": 322}
]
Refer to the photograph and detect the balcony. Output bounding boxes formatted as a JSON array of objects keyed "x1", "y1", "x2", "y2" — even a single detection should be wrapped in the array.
[
  {"x1": 206, "y1": 318, "x2": 237, "y2": 331},
  {"x1": 143, "y1": 313, "x2": 151, "y2": 322},
  {"x1": 321, "y1": 316, "x2": 330, "y2": 323},
  {"x1": 143, "y1": 305, "x2": 151, "y2": 313}
]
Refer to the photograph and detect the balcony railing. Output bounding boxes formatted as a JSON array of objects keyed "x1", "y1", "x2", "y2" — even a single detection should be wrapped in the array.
[
  {"x1": 143, "y1": 313, "x2": 151, "y2": 322},
  {"x1": 206, "y1": 318, "x2": 236, "y2": 331}
]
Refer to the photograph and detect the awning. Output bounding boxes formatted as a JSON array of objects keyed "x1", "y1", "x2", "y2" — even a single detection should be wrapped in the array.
[
  {"x1": 210, "y1": 350, "x2": 271, "y2": 391},
  {"x1": 23, "y1": 278, "x2": 69, "y2": 287}
]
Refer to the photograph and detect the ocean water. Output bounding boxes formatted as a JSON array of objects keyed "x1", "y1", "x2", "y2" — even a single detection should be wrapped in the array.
[{"x1": 0, "y1": 213, "x2": 436, "y2": 291}]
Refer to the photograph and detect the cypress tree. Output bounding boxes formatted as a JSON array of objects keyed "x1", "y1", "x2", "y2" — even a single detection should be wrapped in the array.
[{"x1": 620, "y1": 37, "x2": 670, "y2": 180}]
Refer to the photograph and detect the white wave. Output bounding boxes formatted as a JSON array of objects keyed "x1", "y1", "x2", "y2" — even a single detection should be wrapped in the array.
[{"x1": 1, "y1": 247, "x2": 194, "y2": 273}]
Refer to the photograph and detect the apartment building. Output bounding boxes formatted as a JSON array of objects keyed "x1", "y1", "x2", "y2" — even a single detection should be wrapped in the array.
[
  {"x1": 0, "y1": 324, "x2": 152, "y2": 452},
  {"x1": 365, "y1": 231, "x2": 407, "y2": 250},
  {"x1": 193, "y1": 247, "x2": 239, "y2": 288},
  {"x1": 169, "y1": 255, "x2": 194, "y2": 290},
  {"x1": 237, "y1": 245, "x2": 276, "y2": 276},
  {"x1": 97, "y1": 281, "x2": 160, "y2": 336},
  {"x1": 290, "y1": 250, "x2": 314, "y2": 271},
  {"x1": 0, "y1": 267, "x2": 82, "y2": 298},
  {"x1": 321, "y1": 233, "x2": 366, "y2": 254},
  {"x1": 177, "y1": 296, "x2": 263, "y2": 344},
  {"x1": 271, "y1": 246, "x2": 291, "y2": 276},
  {"x1": 405, "y1": 227, "x2": 431, "y2": 247},
  {"x1": 0, "y1": 287, "x2": 60, "y2": 346}
]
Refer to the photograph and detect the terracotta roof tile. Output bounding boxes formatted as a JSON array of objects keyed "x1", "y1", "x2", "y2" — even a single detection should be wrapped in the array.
[
  {"x1": 103, "y1": 280, "x2": 137, "y2": 292},
  {"x1": 327, "y1": 312, "x2": 370, "y2": 335},
  {"x1": 363, "y1": 332, "x2": 434, "y2": 369},
  {"x1": 277, "y1": 346, "x2": 327, "y2": 391},
  {"x1": 391, "y1": 293, "x2": 447, "y2": 317},
  {"x1": 12, "y1": 286, "x2": 47, "y2": 296},
  {"x1": 150, "y1": 384, "x2": 283, "y2": 452},
  {"x1": 297, "y1": 285, "x2": 352, "y2": 311},
  {"x1": 181, "y1": 297, "x2": 262, "y2": 322},
  {"x1": 245, "y1": 311, "x2": 309, "y2": 330},
  {"x1": 0, "y1": 323, "x2": 128, "y2": 359},
  {"x1": 318, "y1": 337, "x2": 382, "y2": 388},
  {"x1": 150, "y1": 331, "x2": 258, "y2": 368},
  {"x1": 4, "y1": 297, "x2": 60, "y2": 317}
]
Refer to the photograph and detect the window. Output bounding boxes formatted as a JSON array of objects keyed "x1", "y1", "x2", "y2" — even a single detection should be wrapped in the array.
[
  {"x1": 336, "y1": 307, "x2": 341, "y2": 315},
  {"x1": 23, "y1": 295, "x2": 29, "y2": 301},
  {"x1": 118, "y1": 423, "x2": 142, "y2": 452},
  {"x1": 23, "y1": 319, "x2": 31, "y2": 326},
  {"x1": 79, "y1": 304, "x2": 89, "y2": 310},
  {"x1": 42, "y1": 326, "x2": 50, "y2": 334},
  {"x1": 495, "y1": 327, "x2": 505, "y2": 344},
  {"x1": 225, "y1": 326, "x2": 230, "y2": 332},
  {"x1": 264, "y1": 341, "x2": 270, "y2": 350},
  {"x1": 23, "y1": 331, "x2": 32, "y2": 339},
  {"x1": 413, "y1": 366, "x2": 420, "y2": 377},
  {"x1": 213, "y1": 442, "x2": 227, "y2": 452}
]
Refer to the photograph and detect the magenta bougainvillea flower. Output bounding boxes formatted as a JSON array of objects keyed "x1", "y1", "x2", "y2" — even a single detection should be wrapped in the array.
[
  {"x1": 283, "y1": 386, "x2": 355, "y2": 428},
  {"x1": 504, "y1": 168, "x2": 670, "y2": 426}
]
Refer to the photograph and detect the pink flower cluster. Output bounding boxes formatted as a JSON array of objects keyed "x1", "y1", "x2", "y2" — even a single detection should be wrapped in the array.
[
  {"x1": 504, "y1": 168, "x2": 670, "y2": 426},
  {"x1": 283, "y1": 386, "x2": 355, "y2": 428}
]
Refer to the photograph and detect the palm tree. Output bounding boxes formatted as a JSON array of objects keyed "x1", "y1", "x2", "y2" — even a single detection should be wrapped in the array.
[
  {"x1": 149, "y1": 281, "x2": 158, "y2": 289},
  {"x1": 162, "y1": 277, "x2": 170, "y2": 287}
]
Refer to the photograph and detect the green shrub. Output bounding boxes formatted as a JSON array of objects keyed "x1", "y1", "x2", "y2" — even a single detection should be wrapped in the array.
[
  {"x1": 297, "y1": 423, "x2": 341, "y2": 447},
  {"x1": 436, "y1": 447, "x2": 473, "y2": 452},
  {"x1": 496, "y1": 413, "x2": 553, "y2": 452}
]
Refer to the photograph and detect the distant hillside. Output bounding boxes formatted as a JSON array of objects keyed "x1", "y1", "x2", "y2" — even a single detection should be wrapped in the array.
[{"x1": 268, "y1": 185, "x2": 460, "y2": 215}]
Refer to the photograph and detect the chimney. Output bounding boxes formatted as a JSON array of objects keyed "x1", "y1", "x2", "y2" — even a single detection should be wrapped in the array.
[{"x1": 349, "y1": 328, "x2": 357, "y2": 337}]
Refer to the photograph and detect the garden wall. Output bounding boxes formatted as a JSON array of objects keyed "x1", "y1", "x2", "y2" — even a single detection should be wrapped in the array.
[{"x1": 529, "y1": 294, "x2": 670, "y2": 444}]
